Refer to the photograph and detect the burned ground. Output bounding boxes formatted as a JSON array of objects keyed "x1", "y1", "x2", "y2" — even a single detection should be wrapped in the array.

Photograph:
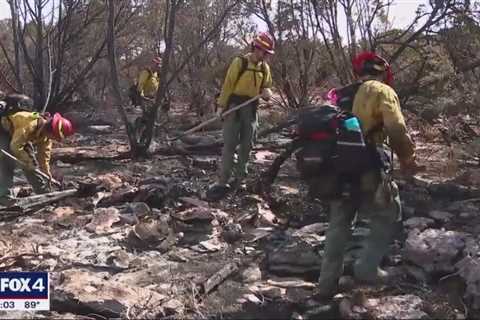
[{"x1": 1, "y1": 104, "x2": 480, "y2": 319}]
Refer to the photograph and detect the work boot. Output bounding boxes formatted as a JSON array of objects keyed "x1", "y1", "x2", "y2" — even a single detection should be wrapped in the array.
[
  {"x1": 314, "y1": 281, "x2": 338, "y2": 300},
  {"x1": 354, "y1": 265, "x2": 396, "y2": 285}
]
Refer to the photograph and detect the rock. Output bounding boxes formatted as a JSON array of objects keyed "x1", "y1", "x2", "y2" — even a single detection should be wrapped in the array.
[
  {"x1": 178, "y1": 196, "x2": 209, "y2": 208},
  {"x1": 163, "y1": 298, "x2": 184, "y2": 316},
  {"x1": 339, "y1": 298, "x2": 360, "y2": 319},
  {"x1": 126, "y1": 202, "x2": 151, "y2": 218},
  {"x1": 267, "y1": 240, "x2": 322, "y2": 275},
  {"x1": 403, "y1": 206, "x2": 416, "y2": 219},
  {"x1": 167, "y1": 251, "x2": 188, "y2": 263},
  {"x1": 118, "y1": 213, "x2": 138, "y2": 225},
  {"x1": 47, "y1": 206, "x2": 76, "y2": 225},
  {"x1": 53, "y1": 270, "x2": 166, "y2": 319},
  {"x1": 429, "y1": 182, "x2": 480, "y2": 202},
  {"x1": 400, "y1": 187, "x2": 433, "y2": 212},
  {"x1": 455, "y1": 237, "x2": 480, "y2": 309},
  {"x1": 85, "y1": 207, "x2": 120, "y2": 234},
  {"x1": 171, "y1": 207, "x2": 215, "y2": 222},
  {"x1": 404, "y1": 217, "x2": 435, "y2": 230},
  {"x1": 241, "y1": 264, "x2": 262, "y2": 283},
  {"x1": 106, "y1": 250, "x2": 132, "y2": 269},
  {"x1": 428, "y1": 210, "x2": 453, "y2": 223},
  {"x1": 127, "y1": 220, "x2": 174, "y2": 250},
  {"x1": 404, "y1": 265, "x2": 429, "y2": 282},
  {"x1": 338, "y1": 275, "x2": 355, "y2": 291},
  {"x1": 292, "y1": 223, "x2": 329, "y2": 237},
  {"x1": 364, "y1": 294, "x2": 428, "y2": 319},
  {"x1": 460, "y1": 211, "x2": 476, "y2": 219},
  {"x1": 447, "y1": 201, "x2": 478, "y2": 214},
  {"x1": 404, "y1": 228, "x2": 467, "y2": 273},
  {"x1": 95, "y1": 173, "x2": 124, "y2": 191},
  {"x1": 222, "y1": 223, "x2": 243, "y2": 243},
  {"x1": 191, "y1": 238, "x2": 225, "y2": 253}
]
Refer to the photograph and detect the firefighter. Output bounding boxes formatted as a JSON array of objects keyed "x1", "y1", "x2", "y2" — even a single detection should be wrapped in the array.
[
  {"x1": 0, "y1": 94, "x2": 74, "y2": 201},
  {"x1": 213, "y1": 32, "x2": 274, "y2": 194},
  {"x1": 316, "y1": 52, "x2": 424, "y2": 298}
]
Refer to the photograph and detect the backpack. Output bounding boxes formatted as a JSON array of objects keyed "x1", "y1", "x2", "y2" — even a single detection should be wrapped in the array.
[
  {"x1": 0, "y1": 94, "x2": 33, "y2": 118},
  {"x1": 214, "y1": 56, "x2": 267, "y2": 111},
  {"x1": 233, "y1": 56, "x2": 267, "y2": 90},
  {"x1": 332, "y1": 81, "x2": 364, "y2": 112},
  {"x1": 294, "y1": 104, "x2": 373, "y2": 179}
]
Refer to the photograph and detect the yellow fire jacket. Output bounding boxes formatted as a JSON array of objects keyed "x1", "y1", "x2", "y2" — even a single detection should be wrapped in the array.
[
  {"x1": 1, "y1": 112, "x2": 52, "y2": 176},
  {"x1": 217, "y1": 53, "x2": 273, "y2": 109},
  {"x1": 352, "y1": 80, "x2": 415, "y2": 163},
  {"x1": 136, "y1": 69, "x2": 159, "y2": 98}
]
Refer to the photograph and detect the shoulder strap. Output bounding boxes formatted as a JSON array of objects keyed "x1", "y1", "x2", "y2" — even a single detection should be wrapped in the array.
[
  {"x1": 233, "y1": 56, "x2": 248, "y2": 89},
  {"x1": 259, "y1": 62, "x2": 267, "y2": 89}
]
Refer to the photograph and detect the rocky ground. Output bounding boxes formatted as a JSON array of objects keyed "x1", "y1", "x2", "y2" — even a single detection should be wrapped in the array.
[{"x1": 1, "y1": 104, "x2": 480, "y2": 319}]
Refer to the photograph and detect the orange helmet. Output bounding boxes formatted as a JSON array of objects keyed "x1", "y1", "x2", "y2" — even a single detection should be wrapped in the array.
[
  {"x1": 51, "y1": 113, "x2": 74, "y2": 140},
  {"x1": 352, "y1": 51, "x2": 393, "y2": 85},
  {"x1": 252, "y1": 32, "x2": 275, "y2": 55}
]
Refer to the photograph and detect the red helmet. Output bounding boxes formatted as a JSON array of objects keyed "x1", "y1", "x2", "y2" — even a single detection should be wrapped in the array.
[
  {"x1": 51, "y1": 113, "x2": 74, "y2": 140},
  {"x1": 252, "y1": 32, "x2": 275, "y2": 55},
  {"x1": 352, "y1": 51, "x2": 393, "y2": 86}
]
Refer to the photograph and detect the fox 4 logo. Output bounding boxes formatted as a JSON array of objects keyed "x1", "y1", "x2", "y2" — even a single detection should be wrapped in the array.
[{"x1": 0, "y1": 277, "x2": 46, "y2": 292}]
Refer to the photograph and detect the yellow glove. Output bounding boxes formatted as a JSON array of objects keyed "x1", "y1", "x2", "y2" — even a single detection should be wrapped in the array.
[
  {"x1": 261, "y1": 88, "x2": 272, "y2": 101},
  {"x1": 216, "y1": 107, "x2": 225, "y2": 120}
]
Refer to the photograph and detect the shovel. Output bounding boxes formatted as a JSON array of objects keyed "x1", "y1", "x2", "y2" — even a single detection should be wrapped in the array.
[
  {"x1": 168, "y1": 94, "x2": 261, "y2": 142},
  {"x1": 1, "y1": 149, "x2": 62, "y2": 188}
]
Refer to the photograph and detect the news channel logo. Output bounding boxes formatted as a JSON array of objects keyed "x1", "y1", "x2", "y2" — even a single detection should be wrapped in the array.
[{"x1": 0, "y1": 272, "x2": 49, "y2": 311}]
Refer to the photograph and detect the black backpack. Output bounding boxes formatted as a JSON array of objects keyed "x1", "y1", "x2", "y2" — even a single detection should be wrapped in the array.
[
  {"x1": 294, "y1": 104, "x2": 372, "y2": 178},
  {"x1": 334, "y1": 81, "x2": 364, "y2": 112},
  {"x1": 0, "y1": 94, "x2": 33, "y2": 118}
]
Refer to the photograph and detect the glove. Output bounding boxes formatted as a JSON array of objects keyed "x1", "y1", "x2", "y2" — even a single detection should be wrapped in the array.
[{"x1": 261, "y1": 88, "x2": 272, "y2": 101}]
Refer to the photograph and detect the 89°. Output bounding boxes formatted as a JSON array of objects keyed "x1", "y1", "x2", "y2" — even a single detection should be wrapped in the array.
[{"x1": 0, "y1": 300, "x2": 49, "y2": 311}]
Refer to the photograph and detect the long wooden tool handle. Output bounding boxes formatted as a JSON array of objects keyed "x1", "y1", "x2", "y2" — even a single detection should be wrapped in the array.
[
  {"x1": 1, "y1": 149, "x2": 62, "y2": 187},
  {"x1": 168, "y1": 95, "x2": 261, "y2": 142}
]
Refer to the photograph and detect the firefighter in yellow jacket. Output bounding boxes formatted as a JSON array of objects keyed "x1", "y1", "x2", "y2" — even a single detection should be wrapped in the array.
[
  {"x1": 130, "y1": 57, "x2": 161, "y2": 111},
  {"x1": 316, "y1": 52, "x2": 424, "y2": 298},
  {"x1": 215, "y1": 32, "x2": 274, "y2": 191},
  {"x1": 0, "y1": 94, "x2": 74, "y2": 201}
]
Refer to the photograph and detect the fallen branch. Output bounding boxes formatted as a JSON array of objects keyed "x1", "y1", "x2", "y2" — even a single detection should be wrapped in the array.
[
  {"x1": 201, "y1": 261, "x2": 239, "y2": 295},
  {"x1": 0, "y1": 189, "x2": 77, "y2": 214}
]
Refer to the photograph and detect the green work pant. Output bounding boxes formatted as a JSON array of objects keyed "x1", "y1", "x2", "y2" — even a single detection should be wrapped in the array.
[
  {"x1": 0, "y1": 130, "x2": 49, "y2": 197},
  {"x1": 219, "y1": 95, "x2": 258, "y2": 184},
  {"x1": 316, "y1": 170, "x2": 401, "y2": 291}
]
